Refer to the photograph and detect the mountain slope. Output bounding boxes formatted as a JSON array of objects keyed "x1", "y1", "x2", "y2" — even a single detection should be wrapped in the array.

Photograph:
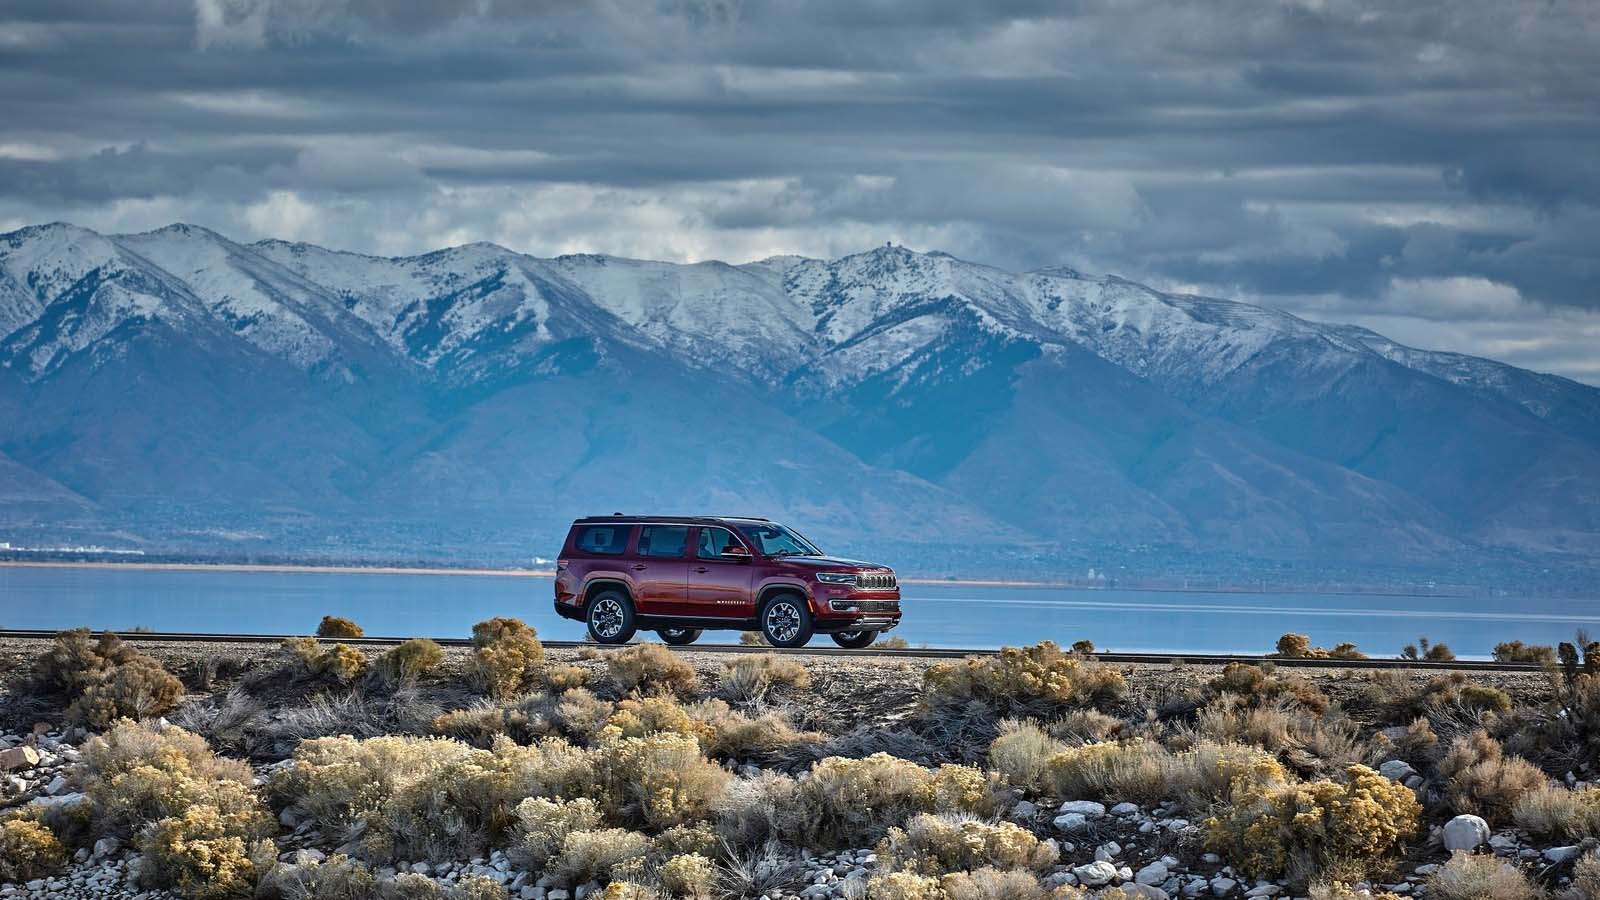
[{"x1": 2, "y1": 223, "x2": 1597, "y2": 582}]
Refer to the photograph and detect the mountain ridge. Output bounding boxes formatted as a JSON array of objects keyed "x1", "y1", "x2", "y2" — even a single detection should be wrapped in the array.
[{"x1": 2, "y1": 222, "x2": 1597, "y2": 587}]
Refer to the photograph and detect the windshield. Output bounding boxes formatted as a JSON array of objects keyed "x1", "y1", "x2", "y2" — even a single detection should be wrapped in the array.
[{"x1": 736, "y1": 522, "x2": 822, "y2": 557}]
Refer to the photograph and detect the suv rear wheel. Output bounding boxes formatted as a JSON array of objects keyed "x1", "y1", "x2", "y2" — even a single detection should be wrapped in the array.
[
  {"x1": 831, "y1": 630, "x2": 877, "y2": 649},
  {"x1": 586, "y1": 590, "x2": 637, "y2": 644},
  {"x1": 760, "y1": 593, "x2": 813, "y2": 648},
  {"x1": 656, "y1": 627, "x2": 702, "y2": 645}
]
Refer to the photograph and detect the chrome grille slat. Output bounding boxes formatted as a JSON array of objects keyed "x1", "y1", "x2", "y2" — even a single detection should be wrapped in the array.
[{"x1": 855, "y1": 572, "x2": 897, "y2": 590}]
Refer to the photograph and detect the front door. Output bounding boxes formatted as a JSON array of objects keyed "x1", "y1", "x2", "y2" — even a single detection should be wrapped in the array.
[
  {"x1": 631, "y1": 524, "x2": 691, "y2": 615},
  {"x1": 688, "y1": 526, "x2": 755, "y2": 616}
]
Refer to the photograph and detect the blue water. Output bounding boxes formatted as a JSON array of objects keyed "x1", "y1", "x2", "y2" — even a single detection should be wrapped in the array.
[{"x1": 1, "y1": 565, "x2": 1596, "y2": 657}]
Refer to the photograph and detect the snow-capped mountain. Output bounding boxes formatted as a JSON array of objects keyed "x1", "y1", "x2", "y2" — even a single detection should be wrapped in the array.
[{"x1": 3, "y1": 222, "x2": 1598, "y2": 582}]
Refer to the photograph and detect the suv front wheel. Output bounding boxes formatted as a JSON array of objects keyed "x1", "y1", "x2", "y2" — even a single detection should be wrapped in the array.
[
  {"x1": 831, "y1": 630, "x2": 876, "y2": 649},
  {"x1": 760, "y1": 593, "x2": 814, "y2": 648},
  {"x1": 586, "y1": 590, "x2": 637, "y2": 644}
]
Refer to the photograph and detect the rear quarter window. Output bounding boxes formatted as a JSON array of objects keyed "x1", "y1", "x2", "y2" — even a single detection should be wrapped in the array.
[{"x1": 573, "y1": 524, "x2": 631, "y2": 555}]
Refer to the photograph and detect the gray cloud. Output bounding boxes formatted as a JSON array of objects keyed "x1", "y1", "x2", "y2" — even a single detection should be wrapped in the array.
[{"x1": 0, "y1": 0, "x2": 1596, "y2": 380}]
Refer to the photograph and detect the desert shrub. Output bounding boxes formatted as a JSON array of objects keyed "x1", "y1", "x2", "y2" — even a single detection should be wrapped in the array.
[
  {"x1": 0, "y1": 817, "x2": 67, "y2": 882},
  {"x1": 878, "y1": 813, "x2": 1058, "y2": 874},
  {"x1": 1438, "y1": 730, "x2": 1546, "y2": 823},
  {"x1": 257, "y1": 852, "x2": 378, "y2": 900},
  {"x1": 1365, "y1": 672, "x2": 1511, "y2": 724},
  {"x1": 141, "y1": 804, "x2": 276, "y2": 900},
  {"x1": 1043, "y1": 739, "x2": 1171, "y2": 804},
  {"x1": 1165, "y1": 742, "x2": 1291, "y2": 815},
  {"x1": 1047, "y1": 709, "x2": 1125, "y2": 743},
  {"x1": 654, "y1": 822, "x2": 718, "y2": 857},
  {"x1": 36, "y1": 629, "x2": 183, "y2": 727},
  {"x1": 281, "y1": 638, "x2": 370, "y2": 684},
  {"x1": 1209, "y1": 663, "x2": 1329, "y2": 713},
  {"x1": 553, "y1": 828, "x2": 653, "y2": 884},
  {"x1": 556, "y1": 688, "x2": 616, "y2": 736},
  {"x1": 880, "y1": 636, "x2": 911, "y2": 650},
  {"x1": 601, "y1": 883, "x2": 664, "y2": 900},
  {"x1": 1512, "y1": 784, "x2": 1600, "y2": 840},
  {"x1": 68, "y1": 655, "x2": 185, "y2": 728},
  {"x1": 1426, "y1": 852, "x2": 1543, "y2": 900},
  {"x1": 372, "y1": 638, "x2": 443, "y2": 687},
  {"x1": 609, "y1": 644, "x2": 698, "y2": 696},
  {"x1": 434, "y1": 702, "x2": 528, "y2": 747},
  {"x1": 989, "y1": 720, "x2": 1067, "y2": 788},
  {"x1": 943, "y1": 868, "x2": 1065, "y2": 900},
  {"x1": 1204, "y1": 765, "x2": 1421, "y2": 885},
  {"x1": 1308, "y1": 885, "x2": 1403, "y2": 900},
  {"x1": 785, "y1": 753, "x2": 999, "y2": 848},
  {"x1": 923, "y1": 642, "x2": 1125, "y2": 715},
  {"x1": 470, "y1": 618, "x2": 545, "y2": 698},
  {"x1": 1494, "y1": 641, "x2": 1556, "y2": 666},
  {"x1": 453, "y1": 877, "x2": 510, "y2": 900},
  {"x1": 711, "y1": 770, "x2": 803, "y2": 848},
  {"x1": 1508, "y1": 672, "x2": 1600, "y2": 773},
  {"x1": 317, "y1": 615, "x2": 365, "y2": 638},
  {"x1": 720, "y1": 654, "x2": 811, "y2": 701},
  {"x1": 739, "y1": 631, "x2": 767, "y2": 646},
  {"x1": 81, "y1": 720, "x2": 265, "y2": 840},
  {"x1": 868, "y1": 871, "x2": 944, "y2": 900},
  {"x1": 1273, "y1": 634, "x2": 1365, "y2": 660},
  {"x1": 658, "y1": 853, "x2": 716, "y2": 899},
  {"x1": 510, "y1": 797, "x2": 605, "y2": 868},
  {"x1": 1571, "y1": 852, "x2": 1600, "y2": 900},
  {"x1": 544, "y1": 664, "x2": 591, "y2": 692},
  {"x1": 593, "y1": 729, "x2": 731, "y2": 829}
]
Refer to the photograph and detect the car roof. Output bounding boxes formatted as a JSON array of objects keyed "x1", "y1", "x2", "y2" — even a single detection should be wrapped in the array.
[{"x1": 571, "y1": 515, "x2": 772, "y2": 527}]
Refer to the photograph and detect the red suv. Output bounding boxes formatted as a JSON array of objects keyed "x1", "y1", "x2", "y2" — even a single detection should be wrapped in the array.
[{"x1": 553, "y1": 515, "x2": 902, "y2": 648}]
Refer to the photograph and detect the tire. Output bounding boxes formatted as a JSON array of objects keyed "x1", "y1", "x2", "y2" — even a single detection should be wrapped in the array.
[
  {"x1": 831, "y1": 630, "x2": 877, "y2": 649},
  {"x1": 760, "y1": 593, "x2": 814, "y2": 648},
  {"x1": 657, "y1": 627, "x2": 702, "y2": 646},
  {"x1": 586, "y1": 590, "x2": 637, "y2": 644}
]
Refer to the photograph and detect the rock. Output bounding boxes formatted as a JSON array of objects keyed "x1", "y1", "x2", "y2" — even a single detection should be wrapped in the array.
[
  {"x1": 1054, "y1": 813, "x2": 1089, "y2": 832},
  {"x1": 411, "y1": 862, "x2": 432, "y2": 874},
  {"x1": 1123, "y1": 887, "x2": 1169, "y2": 900},
  {"x1": 1244, "y1": 885, "x2": 1280, "y2": 897},
  {"x1": 1111, "y1": 802, "x2": 1141, "y2": 816},
  {"x1": 1095, "y1": 842, "x2": 1121, "y2": 861},
  {"x1": 0, "y1": 746, "x2": 40, "y2": 771},
  {"x1": 1443, "y1": 815, "x2": 1490, "y2": 852},
  {"x1": 1137, "y1": 862, "x2": 1170, "y2": 885},
  {"x1": 291, "y1": 849, "x2": 326, "y2": 866},
  {"x1": 1059, "y1": 800, "x2": 1107, "y2": 818},
  {"x1": 548, "y1": 890, "x2": 571, "y2": 900},
  {"x1": 1544, "y1": 845, "x2": 1581, "y2": 863},
  {"x1": 92, "y1": 837, "x2": 121, "y2": 860},
  {"x1": 1379, "y1": 760, "x2": 1417, "y2": 781},
  {"x1": 1201, "y1": 854, "x2": 1221, "y2": 865},
  {"x1": 1210, "y1": 878, "x2": 1237, "y2": 896},
  {"x1": 1073, "y1": 861, "x2": 1118, "y2": 887},
  {"x1": 1012, "y1": 800, "x2": 1038, "y2": 820}
]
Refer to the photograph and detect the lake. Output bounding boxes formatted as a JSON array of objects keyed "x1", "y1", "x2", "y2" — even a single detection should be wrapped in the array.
[{"x1": 2, "y1": 564, "x2": 1595, "y2": 658}]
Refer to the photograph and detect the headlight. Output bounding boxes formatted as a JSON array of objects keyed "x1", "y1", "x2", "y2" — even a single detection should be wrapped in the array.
[{"x1": 816, "y1": 572, "x2": 859, "y2": 585}]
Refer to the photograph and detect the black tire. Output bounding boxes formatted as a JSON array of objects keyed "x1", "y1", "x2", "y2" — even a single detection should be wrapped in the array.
[
  {"x1": 586, "y1": 590, "x2": 637, "y2": 644},
  {"x1": 760, "y1": 593, "x2": 814, "y2": 648},
  {"x1": 657, "y1": 627, "x2": 702, "y2": 646},
  {"x1": 831, "y1": 630, "x2": 877, "y2": 649}
]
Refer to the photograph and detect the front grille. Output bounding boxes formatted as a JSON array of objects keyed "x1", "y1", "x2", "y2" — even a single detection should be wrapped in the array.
[
  {"x1": 831, "y1": 598, "x2": 900, "y2": 612},
  {"x1": 857, "y1": 572, "x2": 897, "y2": 590}
]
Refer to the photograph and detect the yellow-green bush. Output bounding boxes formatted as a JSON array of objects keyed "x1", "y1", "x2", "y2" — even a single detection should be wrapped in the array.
[
  {"x1": 658, "y1": 852, "x2": 716, "y2": 899},
  {"x1": 552, "y1": 828, "x2": 652, "y2": 884},
  {"x1": 601, "y1": 882, "x2": 664, "y2": 900},
  {"x1": 608, "y1": 643, "x2": 698, "y2": 696},
  {"x1": 1425, "y1": 851, "x2": 1542, "y2": 900},
  {"x1": 1492, "y1": 641, "x2": 1556, "y2": 665},
  {"x1": 0, "y1": 817, "x2": 67, "y2": 883},
  {"x1": 373, "y1": 638, "x2": 443, "y2": 685},
  {"x1": 1308, "y1": 884, "x2": 1403, "y2": 900},
  {"x1": 923, "y1": 642, "x2": 1125, "y2": 713},
  {"x1": 878, "y1": 813, "x2": 1058, "y2": 875},
  {"x1": 257, "y1": 852, "x2": 378, "y2": 899},
  {"x1": 1043, "y1": 739, "x2": 1171, "y2": 804},
  {"x1": 1209, "y1": 663, "x2": 1329, "y2": 713},
  {"x1": 1165, "y1": 742, "x2": 1291, "y2": 815},
  {"x1": 470, "y1": 617, "x2": 545, "y2": 698},
  {"x1": 944, "y1": 868, "x2": 1072, "y2": 900},
  {"x1": 510, "y1": 797, "x2": 604, "y2": 868},
  {"x1": 281, "y1": 637, "x2": 370, "y2": 684},
  {"x1": 1438, "y1": 730, "x2": 1546, "y2": 824},
  {"x1": 868, "y1": 871, "x2": 944, "y2": 900},
  {"x1": 544, "y1": 664, "x2": 591, "y2": 692},
  {"x1": 1204, "y1": 765, "x2": 1421, "y2": 885},
  {"x1": 454, "y1": 876, "x2": 511, "y2": 900},
  {"x1": 785, "y1": 753, "x2": 1002, "y2": 848},
  {"x1": 593, "y1": 728, "x2": 731, "y2": 829},
  {"x1": 720, "y1": 653, "x2": 811, "y2": 701},
  {"x1": 1272, "y1": 634, "x2": 1366, "y2": 661},
  {"x1": 1512, "y1": 784, "x2": 1600, "y2": 840},
  {"x1": 317, "y1": 615, "x2": 364, "y2": 638},
  {"x1": 990, "y1": 720, "x2": 1066, "y2": 788},
  {"x1": 1363, "y1": 671, "x2": 1511, "y2": 723},
  {"x1": 141, "y1": 804, "x2": 276, "y2": 900}
]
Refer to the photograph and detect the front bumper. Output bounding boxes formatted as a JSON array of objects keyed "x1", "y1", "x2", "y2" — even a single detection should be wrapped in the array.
[{"x1": 813, "y1": 590, "x2": 902, "y2": 633}]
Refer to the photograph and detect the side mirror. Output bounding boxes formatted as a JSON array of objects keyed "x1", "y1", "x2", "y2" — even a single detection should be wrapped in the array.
[{"x1": 720, "y1": 544, "x2": 752, "y2": 560}]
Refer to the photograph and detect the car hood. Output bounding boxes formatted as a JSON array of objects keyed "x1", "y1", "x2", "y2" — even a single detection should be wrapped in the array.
[{"x1": 776, "y1": 556, "x2": 892, "y2": 571}]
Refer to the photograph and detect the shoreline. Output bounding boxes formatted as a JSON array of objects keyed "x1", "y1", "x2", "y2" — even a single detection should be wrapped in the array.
[{"x1": 0, "y1": 558, "x2": 1475, "y2": 598}]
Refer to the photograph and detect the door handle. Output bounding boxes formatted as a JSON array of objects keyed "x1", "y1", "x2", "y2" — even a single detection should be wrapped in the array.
[
  {"x1": 630, "y1": 564, "x2": 647, "y2": 571},
  {"x1": 693, "y1": 566, "x2": 708, "y2": 573}
]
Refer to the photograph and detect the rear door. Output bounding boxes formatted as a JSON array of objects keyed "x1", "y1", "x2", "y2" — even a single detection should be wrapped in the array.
[
  {"x1": 687, "y1": 525, "x2": 755, "y2": 616},
  {"x1": 631, "y1": 524, "x2": 692, "y2": 615}
]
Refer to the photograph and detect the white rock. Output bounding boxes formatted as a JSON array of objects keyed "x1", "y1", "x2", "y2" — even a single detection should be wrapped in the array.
[
  {"x1": 1096, "y1": 842, "x2": 1122, "y2": 861},
  {"x1": 1012, "y1": 800, "x2": 1038, "y2": 820},
  {"x1": 1111, "y1": 802, "x2": 1141, "y2": 816},
  {"x1": 1379, "y1": 760, "x2": 1416, "y2": 781},
  {"x1": 1244, "y1": 885, "x2": 1280, "y2": 897},
  {"x1": 44, "y1": 774, "x2": 68, "y2": 794},
  {"x1": 1442, "y1": 815, "x2": 1490, "y2": 852},
  {"x1": 1210, "y1": 879, "x2": 1237, "y2": 896},
  {"x1": 1137, "y1": 862, "x2": 1169, "y2": 885},
  {"x1": 1054, "y1": 813, "x2": 1089, "y2": 832},
  {"x1": 1059, "y1": 800, "x2": 1107, "y2": 817},
  {"x1": 1544, "y1": 845, "x2": 1581, "y2": 863},
  {"x1": 1073, "y1": 861, "x2": 1118, "y2": 887},
  {"x1": 1123, "y1": 887, "x2": 1169, "y2": 900}
]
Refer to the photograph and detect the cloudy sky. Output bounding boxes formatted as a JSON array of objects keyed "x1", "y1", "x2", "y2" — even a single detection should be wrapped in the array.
[{"x1": 3, "y1": 1, "x2": 1598, "y2": 382}]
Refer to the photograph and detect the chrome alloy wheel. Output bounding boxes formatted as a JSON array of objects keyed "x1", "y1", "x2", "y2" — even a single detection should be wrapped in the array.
[
  {"x1": 590, "y1": 597, "x2": 626, "y2": 640},
  {"x1": 765, "y1": 600, "x2": 803, "y2": 643}
]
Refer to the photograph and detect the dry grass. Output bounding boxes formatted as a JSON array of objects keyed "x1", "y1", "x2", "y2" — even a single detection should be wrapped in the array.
[
  {"x1": 1043, "y1": 739, "x2": 1171, "y2": 804},
  {"x1": 316, "y1": 615, "x2": 365, "y2": 638},
  {"x1": 1208, "y1": 663, "x2": 1329, "y2": 713},
  {"x1": 1512, "y1": 784, "x2": 1600, "y2": 841},
  {"x1": 1426, "y1": 851, "x2": 1544, "y2": 900},
  {"x1": 1437, "y1": 730, "x2": 1547, "y2": 823},
  {"x1": 608, "y1": 643, "x2": 699, "y2": 697},
  {"x1": 988, "y1": 720, "x2": 1065, "y2": 787},
  {"x1": 719, "y1": 653, "x2": 811, "y2": 701},
  {"x1": 544, "y1": 663, "x2": 591, "y2": 692}
]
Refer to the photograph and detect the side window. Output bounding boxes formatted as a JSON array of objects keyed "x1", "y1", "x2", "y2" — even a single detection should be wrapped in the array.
[
  {"x1": 638, "y1": 525, "x2": 689, "y2": 558},
  {"x1": 697, "y1": 527, "x2": 738, "y2": 560},
  {"x1": 575, "y1": 524, "x2": 630, "y2": 555}
]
